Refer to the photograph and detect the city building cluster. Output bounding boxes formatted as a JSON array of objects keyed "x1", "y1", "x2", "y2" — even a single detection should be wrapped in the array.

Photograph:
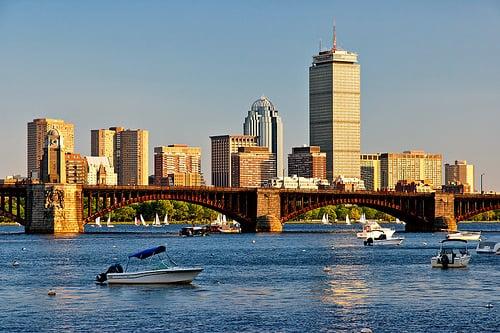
[{"x1": 15, "y1": 29, "x2": 476, "y2": 193}]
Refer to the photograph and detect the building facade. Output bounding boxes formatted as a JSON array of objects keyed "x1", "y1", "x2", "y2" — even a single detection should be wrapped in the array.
[
  {"x1": 154, "y1": 144, "x2": 202, "y2": 186},
  {"x1": 288, "y1": 146, "x2": 327, "y2": 180},
  {"x1": 444, "y1": 160, "x2": 474, "y2": 193},
  {"x1": 90, "y1": 127, "x2": 124, "y2": 168},
  {"x1": 116, "y1": 129, "x2": 149, "y2": 185},
  {"x1": 243, "y1": 96, "x2": 284, "y2": 177},
  {"x1": 40, "y1": 129, "x2": 66, "y2": 183},
  {"x1": 27, "y1": 118, "x2": 74, "y2": 179},
  {"x1": 231, "y1": 146, "x2": 276, "y2": 188},
  {"x1": 65, "y1": 153, "x2": 87, "y2": 184},
  {"x1": 309, "y1": 33, "x2": 360, "y2": 181},
  {"x1": 380, "y1": 151, "x2": 442, "y2": 190},
  {"x1": 210, "y1": 135, "x2": 256, "y2": 187},
  {"x1": 360, "y1": 153, "x2": 381, "y2": 191},
  {"x1": 86, "y1": 156, "x2": 117, "y2": 185},
  {"x1": 264, "y1": 175, "x2": 330, "y2": 190}
]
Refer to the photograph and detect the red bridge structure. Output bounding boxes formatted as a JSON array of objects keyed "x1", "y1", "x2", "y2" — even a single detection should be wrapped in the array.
[{"x1": 1, "y1": 183, "x2": 500, "y2": 233}]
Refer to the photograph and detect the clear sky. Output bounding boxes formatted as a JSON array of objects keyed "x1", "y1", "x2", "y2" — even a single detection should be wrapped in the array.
[{"x1": 0, "y1": 0, "x2": 499, "y2": 190}]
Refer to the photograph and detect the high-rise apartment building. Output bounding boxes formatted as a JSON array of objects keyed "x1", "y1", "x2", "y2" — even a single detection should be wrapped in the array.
[
  {"x1": 380, "y1": 150, "x2": 442, "y2": 190},
  {"x1": 90, "y1": 127, "x2": 124, "y2": 168},
  {"x1": 309, "y1": 29, "x2": 360, "y2": 181},
  {"x1": 243, "y1": 96, "x2": 284, "y2": 177},
  {"x1": 445, "y1": 160, "x2": 474, "y2": 193},
  {"x1": 360, "y1": 153, "x2": 381, "y2": 191},
  {"x1": 154, "y1": 144, "x2": 202, "y2": 186},
  {"x1": 27, "y1": 118, "x2": 74, "y2": 179},
  {"x1": 231, "y1": 146, "x2": 276, "y2": 188},
  {"x1": 85, "y1": 156, "x2": 117, "y2": 185},
  {"x1": 65, "y1": 153, "x2": 87, "y2": 184},
  {"x1": 210, "y1": 135, "x2": 256, "y2": 187},
  {"x1": 116, "y1": 129, "x2": 149, "y2": 185},
  {"x1": 288, "y1": 146, "x2": 327, "y2": 180}
]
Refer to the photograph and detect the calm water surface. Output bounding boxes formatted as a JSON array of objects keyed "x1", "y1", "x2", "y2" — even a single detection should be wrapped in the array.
[{"x1": 0, "y1": 223, "x2": 499, "y2": 332}]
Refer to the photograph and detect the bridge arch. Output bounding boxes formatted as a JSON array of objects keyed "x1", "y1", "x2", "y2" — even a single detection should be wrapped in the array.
[
  {"x1": 456, "y1": 204, "x2": 500, "y2": 222},
  {"x1": 0, "y1": 210, "x2": 24, "y2": 225}
]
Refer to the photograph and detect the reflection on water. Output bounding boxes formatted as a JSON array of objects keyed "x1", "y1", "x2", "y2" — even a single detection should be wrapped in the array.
[{"x1": 0, "y1": 223, "x2": 499, "y2": 332}]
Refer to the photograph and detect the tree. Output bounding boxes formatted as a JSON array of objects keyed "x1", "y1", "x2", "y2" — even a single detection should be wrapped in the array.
[{"x1": 349, "y1": 206, "x2": 361, "y2": 221}]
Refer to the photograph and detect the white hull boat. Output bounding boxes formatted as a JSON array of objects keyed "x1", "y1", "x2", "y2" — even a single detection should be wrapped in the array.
[
  {"x1": 431, "y1": 239, "x2": 471, "y2": 268},
  {"x1": 476, "y1": 241, "x2": 500, "y2": 254},
  {"x1": 364, "y1": 237, "x2": 404, "y2": 246},
  {"x1": 447, "y1": 231, "x2": 481, "y2": 241},
  {"x1": 357, "y1": 221, "x2": 395, "y2": 239},
  {"x1": 97, "y1": 245, "x2": 203, "y2": 285}
]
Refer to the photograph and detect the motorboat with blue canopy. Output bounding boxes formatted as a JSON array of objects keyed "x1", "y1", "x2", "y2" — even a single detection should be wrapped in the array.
[{"x1": 96, "y1": 245, "x2": 203, "y2": 284}]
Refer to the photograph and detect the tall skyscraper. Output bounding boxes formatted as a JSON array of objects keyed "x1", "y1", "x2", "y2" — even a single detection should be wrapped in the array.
[
  {"x1": 309, "y1": 27, "x2": 360, "y2": 181},
  {"x1": 243, "y1": 96, "x2": 284, "y2": 177},
  {"x1": 380, "y1": 150, "x2": 442, "y2": 190},
  {"x1": 360, "y1": 153, "x2": 381, "y2": 191},
  {"x1": 154, "y1": 144, "x2": 203, "y2": 186},
  {"x1": 27, "y1": 118, "x2": 74, "y2": 179},
  {"x1": 116, "y1": 129, "x2": 149, "y2": 185},
  {"x1": 288, "y1": 146, "x2": 327, "y2": 180},
  {"x1": 210, "y1": 135, "x2": 256, "y2": 187},
  {"x1": 445, "y1": 160, "x2": 475, "y2": 193}
]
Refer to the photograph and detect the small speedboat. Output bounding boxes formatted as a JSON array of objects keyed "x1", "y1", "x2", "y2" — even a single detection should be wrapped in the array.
[
  {"x1": 476, "y1": 241, "x2": 500, "y2": 254},
  {"x1": 431, "y1": 239, "x2": 471, "y2": 268},
  {"x1": 179, "y1": 226, "x2": 209, "y2": 237},
  {"x1": 357, "y1": 221, "x2": 395, "y2": 239},
  {"x1": 96, "y1": 245, "x2": 203, "y2": 284},
  {"x1": 446, "y1": 231, "x2": 481, "y2": 241},
  {"x1": 363, "y1": 233, "x2": 404, "y2": 246}
]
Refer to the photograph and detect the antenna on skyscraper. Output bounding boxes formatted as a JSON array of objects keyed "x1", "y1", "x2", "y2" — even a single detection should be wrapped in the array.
[
  {"x1": 332, "y1": 19, "x2": 337, "y2": 52},
  {"x1": 319, "y1": 39, "x2": 322, "y2": 53}
]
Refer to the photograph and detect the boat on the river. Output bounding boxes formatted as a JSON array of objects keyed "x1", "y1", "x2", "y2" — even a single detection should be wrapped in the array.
[
  {"x1": 209, "y1": 214, "x2": 241, "y2": 233},
  {"x1": 363, "y1": 233, "x2": 404, "y2": 246},
  {"x1": 431, "y1": 239, "x2": 471, "y2": 268},
  {"x1": 180, "y1": 226, "x2": 209, "y2": 237},
  {"x1": 96, "y1": 245, "x2": 203, "y2": 284},
  {"x1": 446, "y1": 231, "x2": 481, "y2": 241},
  {"x1": 476, "y1": 241, "x2": 500, "y2": 254},
  {"x1": 356, "y1": 221, "x2": 395, "y2": 239}
]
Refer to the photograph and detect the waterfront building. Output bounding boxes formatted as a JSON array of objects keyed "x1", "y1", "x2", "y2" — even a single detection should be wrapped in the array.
[
  {"x1": 380, "y1": 150, "x2": 442, "y2": 190},
  {"x1": 360, "y1": 153, "x2": 381, "y2": 191},
  {"x1": 40, "y1": 129, "x2": 66, "y2": 183},
  {"x1": 445, "y1": 160, "x2": 474, "y2": 193},
  {"x1": 264, "y1": 175, "x2": 330, "y2": 190},
  {"x1": 395, "y1": 180, "x2": 435, "y2": 193},
  {"x1": 243, "y1": 96, "x2": 284, "y2": 177},
  {"x1": 331, "y1": 175, "x2": 366, "y2": 192},
  {"x1": 210, "y1": 135, "x2": 256, "y2": 187},
  {"x1": 27, "y1": 118, "x2": 74, "y2": 179},
  {"x1": 154, "y1": 144, "x2": 202, "y2": 186},
  {"x1": 90, "y1": 127, "x2": 124, "y2": 168},
  {"x1": 65, "y1": 153, "x2": 87, "y2": 184},
  {"x1": 116, "y1": 129, "x2": 149, "y2": 185},
  {"x1": 309, "y1": 28, "x2": 360, "y2": 181},
  {"x1": 85, "y1": 156, "x2": 117, "y2": 185},
  {"x1": 231, "y1": 146, "x2": 276, "y2": 188},
  {"x1": 288, "y1": 146, "x2": 327, "y2": 180}
]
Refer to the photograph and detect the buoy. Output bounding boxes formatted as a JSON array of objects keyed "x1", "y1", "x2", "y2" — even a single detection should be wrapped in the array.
[
  {"x1": 21, "y1": 247, "x2": 27, "y2": 251},
  {"x1": 423, "y1": 242, "x2": 428, "y2": 246},
  {"x1": 302, "y1": 249, "x2": 306, "y2": 252},
  {"x1": 252, "y1": 240, "x2": 256, "y2": 244},
  {"x1": 48, "y1": 290, "x2": 56, "y2": 296},
  {"x1": 486, "y1": 303, "x2": 493, "y2": 308},
  {"x1": 360, "y1": 328, "x2": 373, "y2": 333},
  {"x1": 12, "y1": 261, "x2": 20, "y2": 267},
  {"x1": 112, "y1": 245, "x2": 117, "y2": 248}
]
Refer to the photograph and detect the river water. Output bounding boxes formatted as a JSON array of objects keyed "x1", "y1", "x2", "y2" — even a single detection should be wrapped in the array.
[{"x1": 0, "y1": 223, "x2": 499, "y2": 332}]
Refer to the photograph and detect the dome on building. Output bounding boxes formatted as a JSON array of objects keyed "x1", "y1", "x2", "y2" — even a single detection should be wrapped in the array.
[{"x1": 251, "y1": 96, "x2": 275, "y2": 112}]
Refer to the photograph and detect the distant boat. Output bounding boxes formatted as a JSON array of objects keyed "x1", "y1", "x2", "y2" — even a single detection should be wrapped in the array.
[
  {"x1": 153, "y1": 213, "x2": 162, "y2": 227},
  {"x1": 134, "y1": 216, "x2": 140, "y2": 226},
  {"x1": 321, "y1": 214, "x2": 329, "y2": 225},
  {"x1": 345, "y1": 215, "x2": 351, "y2": 225},
  {"x1": 140, "y1": 214, "x2": 148, "y2": 227},
  {"x1": 106, "y1": 215, "x2": 114, "y2": 228},
  {"x1": 222, "y1": 214, "x2": 227, "y2": 223},
  {"x1": 359, "y1": 213, "x2": 367, "y2": 224},
  {"x1": 95, "y1": 217, "x2": 102, "y2": 228},
  {"x1": 163, "y1": 213, "x2": 169, "y2": 226}
]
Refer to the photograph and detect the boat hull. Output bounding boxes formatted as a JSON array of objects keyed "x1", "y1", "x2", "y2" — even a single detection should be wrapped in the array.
[
  {"x1": 107, "y1": 267, "x2": 203, "y2": 284},
  {"x1": 364, "y1": 238, "x2": 404, "y2": 246},
  {"x1": 431, "y1": 255, "x2": 470, "y2": 268},
  {"x1": 447, "y1": 232, "x2": 481, "y2": 241}
]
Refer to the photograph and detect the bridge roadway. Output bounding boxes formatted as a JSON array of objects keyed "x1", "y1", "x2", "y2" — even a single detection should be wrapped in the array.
[{"x1": 1, "y1": 183, "x2": 500, "y2": 233}]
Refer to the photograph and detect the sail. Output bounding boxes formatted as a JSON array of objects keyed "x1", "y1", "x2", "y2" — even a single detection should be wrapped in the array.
[
  {"x1": 95, "y1": 216, "x2": 101, "y2": 227},
  {"x1": 321, "y1": 214, "x2": 327, "y2": 224},
  {"x1": 106, "y1": 215, "x2": 113, "y2": 227},
  {"x1": 360, "y1": 213, "x2": 366, "y2": 224},
  {"x1": 134, "y1": 216, "x2": 140, "y2": 226},
  {"x1": 140, "y1": 214, "x2": 147, "y2": 226},
  {"x1": 222, "y1": 215, "x2": 227, "y2": 223},
  {"x1": 164, "y1": 213, "x2": 169, "y2": 225},
  {"x1": 155, "y1": 213, "x2": 160, "y2": 226},
  {"x1": 346, "y1": 215, "x2": 351, "y2": 225}
]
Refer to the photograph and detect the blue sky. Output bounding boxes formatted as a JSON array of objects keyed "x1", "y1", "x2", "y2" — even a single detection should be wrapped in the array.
[{"x1": 1, "y1": 0, "x2": 499, "y2": 189}]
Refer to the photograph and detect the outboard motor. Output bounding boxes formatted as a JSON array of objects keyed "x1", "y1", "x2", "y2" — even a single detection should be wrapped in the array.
[{"x1": 96, "y1": 263, "x2": 123, "y2": 283}]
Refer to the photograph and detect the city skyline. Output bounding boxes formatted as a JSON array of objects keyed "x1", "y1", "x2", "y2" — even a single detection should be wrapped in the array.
[{"x1": 1, "y1": 1, "x2": 499, "y2": 189}]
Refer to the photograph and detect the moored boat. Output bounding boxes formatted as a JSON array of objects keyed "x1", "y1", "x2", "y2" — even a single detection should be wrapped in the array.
[
  {"x1": 356, "y1": 221, "x2": 395, "y2": 239},
  {"x1": 476, "y1": 241, "x2": 500, "y2": 254},
  {"x1": 431, "y1": 239, "x2": 471, "y2": 268},
  {"x1": 180, "y1": 226, "x2": 209, "y2": 237},
  {"x1": 446, "y1": 231, "x2": 481, "y2": 241},
  {"x1": 96, "y1": 245, "x2": 203, "y2": 284}
]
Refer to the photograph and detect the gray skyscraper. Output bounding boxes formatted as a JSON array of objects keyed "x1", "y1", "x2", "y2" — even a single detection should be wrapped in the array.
[
  {"x1": 309, "y1": 28, "x2": 360, "y2": 181},
  {"x1": 243, "y1": 96, "x2": 284, "y2": 177}
]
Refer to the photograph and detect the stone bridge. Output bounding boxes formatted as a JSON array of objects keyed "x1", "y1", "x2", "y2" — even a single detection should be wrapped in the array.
[{"x1": 1, "y1": 183, "x2": 500, "y2": 233}]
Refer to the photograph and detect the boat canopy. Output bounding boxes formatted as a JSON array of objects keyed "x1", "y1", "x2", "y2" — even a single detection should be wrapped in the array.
[
  {"x1": 129, "y1": 245, "x2": 166, "y2": 259},
  {"x1": 440, "y1": 239, "x2": 468, "y2": 243}
]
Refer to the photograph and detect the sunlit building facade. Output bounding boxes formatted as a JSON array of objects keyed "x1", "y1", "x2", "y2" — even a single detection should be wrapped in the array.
[{"x1": 360, "y1": 153, "x2": 381, "y2": 191}]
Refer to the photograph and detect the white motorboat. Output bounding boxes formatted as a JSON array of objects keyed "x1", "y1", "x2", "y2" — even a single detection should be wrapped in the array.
[
  {"x1": 431, "y1": 240, "x2": 471, "y2": 268},
  {"x1": 356, "y1": 221, "x2": 395, "y2": 239},
  {"x1": 364, "y1": 234, "x2": 404, "y2": 246},
  {"x1": 446, "y1": 231, "x2": 481, "y2": 241},
  {"x1": 476, "y1": 241, "x2": 500, "y2": 254},
  {"x1": 96, "y1": 245, "x2": 203, "y2": 284}
]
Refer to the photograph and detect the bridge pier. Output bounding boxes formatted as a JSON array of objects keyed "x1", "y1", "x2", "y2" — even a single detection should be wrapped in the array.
[
  {"x1": 432, "y1": 192, "x2": 457, "y2": 232},
  {"x1": 25, "y1": 184, "x2": 84, "y2": 234},
  {"x1": 255, "y1": 189, "x2": 282, "y2": 232}
]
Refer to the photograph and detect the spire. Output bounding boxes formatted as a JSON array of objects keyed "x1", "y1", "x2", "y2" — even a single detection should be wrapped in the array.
[
  {"x1": 332, "y1": 19, "x2": 337, "y2": 52},
  {"x1": 319, "y1": 38, "x2": 322, "y2": 53}
]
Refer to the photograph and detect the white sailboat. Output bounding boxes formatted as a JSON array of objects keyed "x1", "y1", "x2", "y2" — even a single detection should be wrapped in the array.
[
  {"x1": 163, "y1": 213, "x2": 169, "y2": 226},
  {"x1": 95, "y1": 216, "x2": 102, "y2": 228},
  {"x1": 321, "y1": 213, "x2": 329, "y2": 225},
  {"x1": 134, "y1": 216, "x2": 140, "y2": 226},
  {"x1": 106, "y1": 215, "x2": 114, "y2": 228},
  {"x1": 153, "y1": 213, "x2": 162, "y2": 227},
  {"x1": 345, "y1": 215, "x2": 351, "y2": 225},
  {"x1": 140, "y1": 214, "x2": 148, "y2": 227},
  {"x1": 222, "y1": 215, "x2": 227, "y2": 223},
  {"x1": 359, "y1": 213, "x2": 367, "y2": 224}
]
